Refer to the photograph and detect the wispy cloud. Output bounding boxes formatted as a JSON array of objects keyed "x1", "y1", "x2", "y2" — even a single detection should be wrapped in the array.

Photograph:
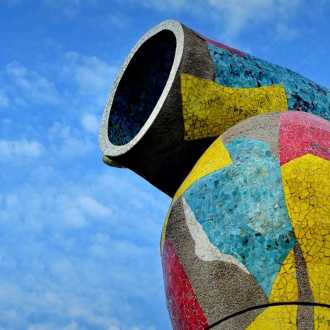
[
  {"x1": 3, "y1": 61, "x2": 60, "y2": 107},
  {"x1": 42, "y1": 0, "x2": 83, "y2": 17},
  {"x1": 0, "y1": 139, "x2": 43, "y2": 162},
  {"x1": 0, "y1": 90, "x2": 9, "y2": 108},
  {"x1": 118, "y1": 0, "x2": 304, "y2": 41},
  {"x1": 274, "y1": 22, "x2": 300, "y2": 41},
  {"x1": 100, "y1": 13, "x2": 132, "y2": 30},
  {"x1": 0, "y1": 164, "x2": 169, "y2": 328},
  {"x1": 81, "y1": 114, "x2": 99, "y2": 133},
  {"x1": 0, "y1": 51, "x2": 117, "y2": 163}
]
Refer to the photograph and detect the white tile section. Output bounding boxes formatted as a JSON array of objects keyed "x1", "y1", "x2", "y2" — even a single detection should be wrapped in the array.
[{"x1": 182, "y1": 197, "x2": 250, "y2": 274}]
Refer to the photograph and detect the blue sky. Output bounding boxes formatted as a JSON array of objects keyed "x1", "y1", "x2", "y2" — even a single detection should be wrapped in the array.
[{"x1": 0, "y1": 0, "x2": 329, "y2": 329}]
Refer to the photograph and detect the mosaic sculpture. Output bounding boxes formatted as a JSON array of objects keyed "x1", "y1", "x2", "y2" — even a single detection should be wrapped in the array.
[{"x1": 99, "y1": 20, "x2": 330, "y2": 329}]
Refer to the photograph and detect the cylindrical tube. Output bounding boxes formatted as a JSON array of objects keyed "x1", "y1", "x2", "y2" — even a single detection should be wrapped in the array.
[{"x1": 99, "y1": 20, "x2": 330, "y2": 197}]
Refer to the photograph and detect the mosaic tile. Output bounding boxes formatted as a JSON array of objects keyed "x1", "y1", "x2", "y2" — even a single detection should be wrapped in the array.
[
  {"x1": 173, "y1": 137, "x2": 232, "y2": 203},
  {"x1": 246, "y1": 305, "x2": 297, "y2": 329},
  {"x1": 280, "y1": 111, "x2": 330, "y2": 165},
  {"x1": 182, "y1": 197, "x2": 250, "y2": 273},
  {"x1": 164, "y1": 197, "x2": 268, "y2": 329},
  {"x1": 315, "y1": 306, "x2": 330, "y2": 329},
  {"x1": 181, "y1": 74, "x2": 287, "y2": 140},
  {"x1": 195, "y1": 31, "x2": 246, "y2": 57},
  {"x1": 206, "y1": 42, "x2": 330, "y2": 120},
  {"x1": 161, "y1": 112, "x2": 330, "y2": 328},
  {"x1": 183, "y1": 136, "x2": 295, "y2": 297},
  {"x1": 101, "y1": 19, "x2": 330, "y2": 329},
  {"x1": 162, "y1": 237, "x2": 209, "y2": 330},
  {"x1": 281, "y1": 154, "x2": 330, "y2": 305},
  {"x1": 268, "y1": 248, "x2": 298, "y2": 302}
]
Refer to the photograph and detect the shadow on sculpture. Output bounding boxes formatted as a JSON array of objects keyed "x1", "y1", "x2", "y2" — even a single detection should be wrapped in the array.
[{"x1": 99, "y1": 20, "x2": 330, "y2": 330}]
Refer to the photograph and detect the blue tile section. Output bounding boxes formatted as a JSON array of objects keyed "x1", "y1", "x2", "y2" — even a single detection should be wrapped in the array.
[
  {"x1": 183, "y1": 136, "x2": 296, "y2": 297},
  {"x1": 207, "y1": 43, "x2": 330, "y2": 120}
]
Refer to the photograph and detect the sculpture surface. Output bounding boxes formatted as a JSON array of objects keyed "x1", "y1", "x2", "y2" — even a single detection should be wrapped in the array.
[{"x1": 99, "y1": 20, "x2": 330, "y2": 329}]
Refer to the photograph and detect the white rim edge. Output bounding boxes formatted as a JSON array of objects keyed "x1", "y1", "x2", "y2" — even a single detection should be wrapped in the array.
[{"x1": 99, "y1": 20, "x2": 185, "y2": 157}]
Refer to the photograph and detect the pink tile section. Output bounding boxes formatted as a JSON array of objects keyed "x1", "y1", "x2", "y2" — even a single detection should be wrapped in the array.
[
  {"x1": 162, "y1": 238, "x2": 209, "y2": 330},
  {"x1": 195, "y1": 32, "x2": 246, "y2": 57},
  {"x1": 280, "y1": 111, "x2": 330, "y2": 165}
]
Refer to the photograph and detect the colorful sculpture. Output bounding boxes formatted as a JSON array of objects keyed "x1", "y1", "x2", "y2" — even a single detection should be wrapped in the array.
[{"x1": 99, "y1": 20, "x2": 330, "y2": 329}]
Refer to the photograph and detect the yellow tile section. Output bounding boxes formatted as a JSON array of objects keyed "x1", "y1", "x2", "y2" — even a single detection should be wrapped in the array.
[
  {"x1": 160, "y1": 200, "x2": 174, "y2": 253},
  {"x1": 315, "y1": 306, "x2": 330, "y2": 329},
  {"x1": 173, "y1": 136, "x2": 232, "y2": 202},
  {"x1": 269, "y1": 249, "x2": 298, "y2": 303},
  {"x1": 246, "y1": 305, "x2": 297, "y2": 329},
  {"x1": 181, "y1": 74, "x2": 288, "y2": 140},
  {"x1": 281, "y1": 154, "x2": 330, "y2": 305}
]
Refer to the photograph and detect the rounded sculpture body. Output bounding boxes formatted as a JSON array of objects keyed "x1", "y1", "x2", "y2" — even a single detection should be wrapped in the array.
[
  {"x1": 162, "y1": 111, "x2": 330, "y2": 329},
  {"x1": 99, "y1": 20, "x2": 330, "y2": 330}
]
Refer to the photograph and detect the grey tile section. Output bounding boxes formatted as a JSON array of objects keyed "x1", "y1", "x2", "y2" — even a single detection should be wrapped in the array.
[
  {"x1": 296, "y1": 306, "x2": 314, "y2": 330},
  {"x1": 222, "y1": 112, "x2": 282, "y2": 161},
  {"x1": 165, "y1": 197, "x2": 268, "y2": 329},
  {"x1": 99, "y1": 20, "x2": 217, "y2": 196},
  {"x1": 294, "y1": 242, "x2": 314, "y2": 330}
]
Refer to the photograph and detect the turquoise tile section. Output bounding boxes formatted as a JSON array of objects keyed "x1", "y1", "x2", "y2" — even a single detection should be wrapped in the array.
[
  {"x1": 183, "y1": 136, "x2": 295, "y2": 297},
  {"x1": 207, "y1": 43, "x2": 330, "y2": 120}
]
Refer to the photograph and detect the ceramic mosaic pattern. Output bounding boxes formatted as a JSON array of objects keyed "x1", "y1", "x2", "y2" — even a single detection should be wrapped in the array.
[
  {"x1": 282, "y1": 155, "x2": 330, "y2": 302},
  {"x1": 196, "y1": 32, "x2": 246, "y2": 57},
  {"x1": 181, "y1": 74, "x2": 287, "y2": 140},
  {"x1": 206, "y1": 42, "x2": 330, "y2": 119},
  {"x1": 246, "y1": 305, "x2": 298, "y2": 329},
  {"x1": 180, "y1": 39, "x2": 330, "y2": 142},
  {"x1": 162, "y1": 237, "x2": 209, "y2": 330},
  {"x1": 184, "y1": 136, "x2": 295, "y2": 296},
  {"x1": 161, "y1": 112, "x2": 330, "y2": 329},
  {"x1": 108, "y1": 38, "x2": 176, "y2": 146},
  {"x1": 101, "y1": 20, "x2": 330, "y2": 330},
  {"x1": 280, "y1": 111, "x2": 330, "y2": 165}
]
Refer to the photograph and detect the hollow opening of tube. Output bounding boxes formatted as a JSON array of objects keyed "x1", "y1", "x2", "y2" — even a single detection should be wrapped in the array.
[{"x1": 108, "y1": 30, "x2": 176, "y2": 146}]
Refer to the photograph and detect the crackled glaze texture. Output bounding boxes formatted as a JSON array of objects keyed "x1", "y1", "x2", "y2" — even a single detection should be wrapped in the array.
[
  {"x1": 99, "y1": 20, "x2": 330, "y2": 330},
  {"x1": 162, "y1": 112, "x2": 330, "y2": 329}
]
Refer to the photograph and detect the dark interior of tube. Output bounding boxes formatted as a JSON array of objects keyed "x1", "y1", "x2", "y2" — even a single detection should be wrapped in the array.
[{"x1": 108, "y1": 30, "x2": 176, "y2": 146}]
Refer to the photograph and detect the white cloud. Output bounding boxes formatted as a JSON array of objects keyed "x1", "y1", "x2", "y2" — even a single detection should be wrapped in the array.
[
  {"x1": 1, "y1": 51, "x2": 117, "y2": 119},
  {"x1": 77, "y1": 195, "x2": 111, "y2": 217},
  {"x1": 81, "y1": 114, "x2": 99, "y2": 133},
  {"x1": 0, "y1": 23, "x2": 170, "y2": 330},
  {"x1": 5, "y1": 61, "x2": 60, "y2": 106},
  {"x1": 42, "y1": 0, "x2": 82, "y2": 17},
  {"x1": 201, "y1": 0, "x2": 302, "y2": 39},
  {"x1": 60, "y1": 51, "x2": 117, "y2": 91},
  {"x1": 52, "y1": 136, "x2": 95, "y2": 158},
  {"x1": 274, "y1": 22, "x2": 300, "y2": 41},
  {"x1": 102, "y1": 13, "x2": 132, "y2": 29},
  {"x1": 28, "y1": 323, "x2": 79, "y2": 330},
  {"x1": 48, "y1": 122, "x2": 72, "y2": 140},
  {"x1": 131, "y1": 0, "x2": 187, "y2": 11},
  {"x1": 0, "y1": 139, "x2": 43, "y2": 161},
  {"x1": 0, "y1": 90, "x2": 9, "y2": 108},
  {"x1": 0, "y1": 164, "x2": 170, "y2": 327},
  {"x1": 119, "y1": 0, "x2": 303, "y2": 40}
]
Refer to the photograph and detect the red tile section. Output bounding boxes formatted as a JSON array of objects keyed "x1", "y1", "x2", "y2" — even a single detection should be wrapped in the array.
[
  {"x1": 195, "y1": 32, "x2": 246, "y2": 57},
  {"x1": 280, "y1": 111, "x2": 330, "y2": 165},
  {"x1": 162, "y1": 238, "x2": 209, "y2": 330}
]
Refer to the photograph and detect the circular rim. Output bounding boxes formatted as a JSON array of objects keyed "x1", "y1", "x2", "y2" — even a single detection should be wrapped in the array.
[{"x1": 99, "y1": 20, "x2": 185, "y2": 157}]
